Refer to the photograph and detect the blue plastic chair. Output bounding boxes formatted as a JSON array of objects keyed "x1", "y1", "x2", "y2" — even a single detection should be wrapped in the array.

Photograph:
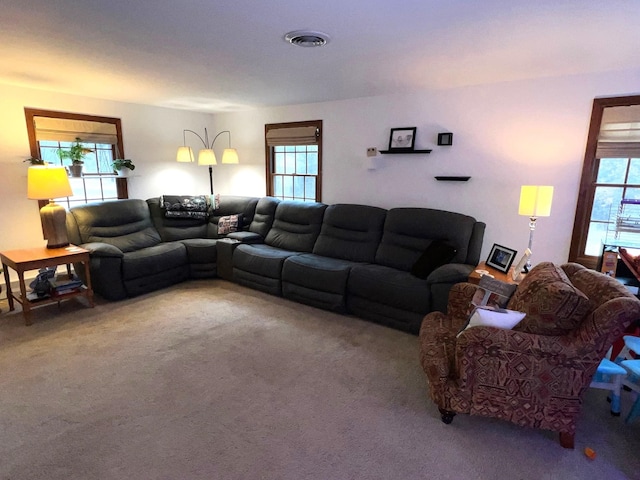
[{"x1": 590, "y1": 358, "x2": 628, "y2": 416}]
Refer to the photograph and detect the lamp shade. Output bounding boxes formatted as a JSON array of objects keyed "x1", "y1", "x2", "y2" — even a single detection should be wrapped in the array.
[
  {"x1": 198, "y1": 149, "x2": 217, "y2": 166},
  {"x1": 27, "y1": 166, "x2": 73, "y2": 200},
  {"x1": 221, "y1": 148, "x2": 239, "y2": 164},
  {"x1": 518, "y1": 185, "x2": 554, "y2": 217},
  {"x1": 177, "y1": 146, "x2": 195, "y2": 163}
]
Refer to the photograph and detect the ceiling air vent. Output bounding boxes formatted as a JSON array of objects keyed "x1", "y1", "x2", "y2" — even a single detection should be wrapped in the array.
[{"x1": 284, "y1": 30, "x2": 330, "y2": 47}]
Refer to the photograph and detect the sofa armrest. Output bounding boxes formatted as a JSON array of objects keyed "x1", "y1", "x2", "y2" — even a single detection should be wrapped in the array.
[
  {"x1": 81, "y1": 242, "x2": 124, "y2": 258},
  {"x1": 226, "y1": 231, "x2": 264, "y2": 244},
  {"x1": 426, "y1": 263, "x2": 474, "y2": 285}
]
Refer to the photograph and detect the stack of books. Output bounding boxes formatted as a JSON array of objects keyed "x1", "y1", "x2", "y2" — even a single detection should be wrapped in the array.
[{"x1": 48, "y1": 274, "x2": 83, "y2": 296}]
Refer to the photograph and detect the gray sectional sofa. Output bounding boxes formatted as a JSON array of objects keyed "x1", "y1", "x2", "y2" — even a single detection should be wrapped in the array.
[{"x1": 66, "y1": 195, "x2": 485, "y2": 333}]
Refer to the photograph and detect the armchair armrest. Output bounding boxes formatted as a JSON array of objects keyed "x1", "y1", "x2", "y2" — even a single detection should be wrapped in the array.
[{"x1": 455, "y1": 327, "x2": 591, "y2": 396}]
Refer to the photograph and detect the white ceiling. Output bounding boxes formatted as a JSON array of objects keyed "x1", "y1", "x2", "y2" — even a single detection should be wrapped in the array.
[{"x1": 2, "y1": 0, "x2": 639, "y2": 113}]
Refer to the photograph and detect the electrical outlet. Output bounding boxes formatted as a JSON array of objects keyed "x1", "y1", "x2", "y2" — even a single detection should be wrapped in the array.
[{"x1": 366, "y1": 147, "x2": 377, "y2": 157}]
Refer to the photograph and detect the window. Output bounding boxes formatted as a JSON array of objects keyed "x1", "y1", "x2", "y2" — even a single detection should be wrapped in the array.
[
  {"x1": 569, "y1": 96, "x2": 640, "y2": 268},
  {"x1": 24, "y1": 108, "x2": 128, "y2": 208},
  {"x1": 265, "y1": 120, "x2": 322, "y2": 202}
]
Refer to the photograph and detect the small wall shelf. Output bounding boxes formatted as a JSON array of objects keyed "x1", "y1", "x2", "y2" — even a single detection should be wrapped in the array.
[
  {"x1": 434, "y1": 176, "x2": 471, "y2": 182},
  {"x1": 379, "y1": 149, "x2": 432, "y2": 154},
  {"x1": 378, "y1": 150, "x2": 431, "y2": 155}
]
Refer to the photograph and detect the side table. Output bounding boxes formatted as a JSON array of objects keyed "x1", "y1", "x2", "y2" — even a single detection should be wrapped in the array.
[
  {"x1": 468, "y1": 261, "x2": 523, "y2": 286},
  {"x1": 1, "y1": 245, "x2": 94, "y2": 326}
]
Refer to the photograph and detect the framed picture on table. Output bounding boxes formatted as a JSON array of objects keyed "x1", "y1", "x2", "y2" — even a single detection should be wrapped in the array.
[{"x1": 486, "y1": 243, "x2": 517, "y2": 274}]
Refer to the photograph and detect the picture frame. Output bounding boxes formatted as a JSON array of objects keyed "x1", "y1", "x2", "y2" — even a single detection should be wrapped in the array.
[
  {"x1": 511, "y1": 248, "x2": 532, "y2": 281},
  {"x1": 388, "y1": 127, "x2": 416, "y2": 152},
  {"x1": 486, "y1": 243, "x2": 517, "y2": 274},
  {"x1": 437, "y1": 132, "x2": 453, "y2": 146}
]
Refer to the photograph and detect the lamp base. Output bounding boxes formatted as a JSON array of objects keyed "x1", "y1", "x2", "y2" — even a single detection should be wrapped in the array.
[{"x1": 41, "y1": 201, "x2": 69, "y2": 249}]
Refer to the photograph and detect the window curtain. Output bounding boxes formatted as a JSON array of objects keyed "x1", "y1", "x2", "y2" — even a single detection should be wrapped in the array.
[
  {"x1": 265, "y1": 125, "x2": 319, "y2": 146},
  {"x1": 34, "y1": 116, "x2": 118, "y2": 145}
]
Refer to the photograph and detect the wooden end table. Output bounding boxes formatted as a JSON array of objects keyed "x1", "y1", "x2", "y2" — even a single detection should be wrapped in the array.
[
  {"x1": 468, "y1": 261, "x2": 523, "y2": 286},
  {"x1": 1, "y1": 245, "x2": 94, "y2": 326}
]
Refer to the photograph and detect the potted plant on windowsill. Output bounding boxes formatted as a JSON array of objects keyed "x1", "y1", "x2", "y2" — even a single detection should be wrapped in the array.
[
  {"x1": 111, "y1": 159, "x2": 135, "y2": 177},
  {"x1": 57, "y1": 137, "x2": 93, "y2": 177}
]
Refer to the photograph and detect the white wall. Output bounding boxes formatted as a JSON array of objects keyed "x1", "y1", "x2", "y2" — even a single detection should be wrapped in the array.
[{"x1": 213, "y1": 69, "x2": 640, "y2": 266}]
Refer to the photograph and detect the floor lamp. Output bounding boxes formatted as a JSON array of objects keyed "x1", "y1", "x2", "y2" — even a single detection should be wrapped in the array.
[
  {"x1": 518, "y1": 185, "x2": 554, "y2": 271},
  {"x1": 27, "y1": 165, "x2": 73, "y2": 249},
  {"x1": 176, "y1": 128, "x2": 239, "y2": 195}
]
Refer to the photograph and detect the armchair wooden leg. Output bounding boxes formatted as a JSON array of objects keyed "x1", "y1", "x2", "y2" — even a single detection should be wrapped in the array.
[
  {"x1": 438, "y1": 408, "x2": 456, "y2": 424},
  {"x1": 559, "y1": 432, "x2": 575, "y2": 449}
]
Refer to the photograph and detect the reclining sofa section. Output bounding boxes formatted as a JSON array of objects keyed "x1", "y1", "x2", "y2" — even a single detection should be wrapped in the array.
[{"x1": 66, "y1": 195, "x2": 485, "y2": 334}]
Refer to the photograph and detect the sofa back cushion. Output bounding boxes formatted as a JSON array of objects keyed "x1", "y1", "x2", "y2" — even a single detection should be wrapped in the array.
[
  {"x1": 265, "y1": 201, "x2": 328, "y2": 252},
  {"x1": 147, "y1": 197, "x2": 208, "y2": 241},
  {"x1": 249, "y1": 196, "x2": 281, "y2": 237},
  {"x1": 207, "y1": 195, "x2": 259, "y2": 238},
  {"x1": 68, "y1": 199, "x2": 161, "y2": 253},
  {"x1": 508, "y1": 262, "x2": 591, "y2": 336},
  {"x1": 375, "y1": 208, "x2": 478, "y2": 271},
  {"x1": 312, "y1": 204, "x2": 386, "y2": 262}
]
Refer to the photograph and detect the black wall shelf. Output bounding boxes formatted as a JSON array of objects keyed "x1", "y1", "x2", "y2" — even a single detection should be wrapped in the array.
[
  {"x1": 434, "y1": 176, "x2": 471, "y2": 182},
  {"x1": 379, "y1": 149, "x2": 432, "y2": 154}
]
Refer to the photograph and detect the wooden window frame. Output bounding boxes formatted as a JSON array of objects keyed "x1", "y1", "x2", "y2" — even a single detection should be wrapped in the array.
[
  {"x1": 24, "y1": 108, "x2": 128, "y2": 203},
  {"x1": 265, "y1": 120, "x2": 322, "y2": 202},
  {"x1": 569, "y1": 95, "x2": 640, "y2": 268}
]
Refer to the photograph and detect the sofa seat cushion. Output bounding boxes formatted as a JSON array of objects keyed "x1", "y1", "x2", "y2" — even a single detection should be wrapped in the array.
[
  {"x1": 122, "y1": 242, "x2": 187, "y2": 280},
  {"x1": 282, "y1": 254, "x2": 357, "y2": 294},
  {"x1": 233, "y1": 244, "x2": 301, "y2": 279},
  {"x1": 179, "y1": 238, "x2": 218, "y2": 265},
  {"x1": 508, "y1": 261, "x2": 590, "y2": 336},
  {"x1": 348, "y1": 263, "x2": 431, "y2": 314}
]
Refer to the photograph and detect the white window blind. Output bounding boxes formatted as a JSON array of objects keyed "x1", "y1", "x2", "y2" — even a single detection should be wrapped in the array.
[
  {"x1": 34, "y1": 116, "x2": 118, "y2": 145},
  {"x1": 265, "y1": 125, "x2": 319, "y2": 146},
  {"x1": 597, "y1": 105, "x2": 640, "y2": 158}
]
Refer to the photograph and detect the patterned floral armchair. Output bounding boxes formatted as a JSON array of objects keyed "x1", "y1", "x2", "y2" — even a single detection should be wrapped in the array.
[{"x1": 419, "y1": 262, "x2": 640, "y2": 448}]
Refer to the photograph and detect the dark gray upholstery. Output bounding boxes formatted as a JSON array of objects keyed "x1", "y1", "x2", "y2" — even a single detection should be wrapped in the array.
[
  {"x1": 346, "y1": 207, "x2": 485, "y2": 333},
  {"x1": 248, "y1": 196, "x2": 280, "y2": 237},
  {"x1": 312, "y1": 204, "x2": 386, "y2": 262},
  {"x1": 67, "y1": 195, "x2": 484, "y2": 334},
  {"x1": 281, "y1": 204, "x2": 386, "y2": 311},
  {"x1": 233, "y1": 201, "x2": 328, "y2": 295},
  {"x1": 180, "y1": 238, "x2": 218, "y2": 278},
  {"x1": 66, "y1": 199, "x2": 189, "y2": 300},
  {"x1": 147, "y1": 197, "x2": 208, "y2": 242},
  {"x1": 375, "y1": 208, "x2": 477, "y2": 270},
  {"x1": 264, "y1": 201, "x2": 328, "y2": 251},
  {"x1": 282, "y1": 255, "x2": 357, "y2": 312},
  {"x1": 207, "y1": 195, "x2": 259, "y2": 238},
  {"x1": 233, "y1": 244, "x2": 301, "y2": 296}
]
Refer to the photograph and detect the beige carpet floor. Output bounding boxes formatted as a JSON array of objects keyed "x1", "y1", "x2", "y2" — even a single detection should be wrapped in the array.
[{"x1": 0, "y1": 280, "x2": 639, "y2": 480}]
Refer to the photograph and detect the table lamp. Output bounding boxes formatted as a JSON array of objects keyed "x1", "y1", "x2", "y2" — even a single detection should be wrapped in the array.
[
  {"x1": 27, "y1": 165, "x2": 73, "y2": 249},
  {"x1": 518, "y1": 185, "x2": 553, "y2": 270}
]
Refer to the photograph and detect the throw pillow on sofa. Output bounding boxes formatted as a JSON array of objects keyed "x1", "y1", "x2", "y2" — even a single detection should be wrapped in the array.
[
  {"x1": 410, "y1": 240, "x2": 457, "y2": 279},
  {"x1": 507, "y1": 261, "x2": 590, "y2": 336},
  {"x1": 218, "y1": 214, "x2": 243, "y2": 235}
]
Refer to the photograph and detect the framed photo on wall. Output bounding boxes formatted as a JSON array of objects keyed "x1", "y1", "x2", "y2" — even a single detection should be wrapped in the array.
[
  {"x1": 388, "y1": 127, "x2": 416, "y2": 151},
  {"x1": 486, "y1": 243, "x2": 517, "y2": 273}
]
